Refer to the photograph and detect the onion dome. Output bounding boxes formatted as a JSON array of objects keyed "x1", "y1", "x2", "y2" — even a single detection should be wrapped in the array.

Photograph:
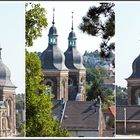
[
  {"x1": 0, "y1": 48, "x2": 15, "y2": 87},
  {"x1": 64, "y1": 12, "x2": 85, "y2": 70},
  {"x1": 128, "y1": 54, "x2": 140, "y2": 79},
  {"x1": 41, "y1": 8, "x2": 67, "y2": 71},
  {"x1": 49, "y1": 26, "x2": 57, "y2": 36},
  {"x1": 68, "y1": 31, "x2": 76, "y2": 39}
]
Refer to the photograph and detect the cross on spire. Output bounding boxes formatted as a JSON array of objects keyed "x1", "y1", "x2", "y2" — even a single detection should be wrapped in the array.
[
  {"x1": 71, "y1": 11, "x2": 74, "y2": 31},
  {"x1": 52, "y1": 8, "x2": 55, "y2": 25}
]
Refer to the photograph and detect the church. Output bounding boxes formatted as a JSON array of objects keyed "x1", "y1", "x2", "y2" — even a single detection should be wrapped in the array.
[
  {"x1": 39, "y1": 10, "x2": 106, "y2": 137},
  {"x1": 40, "y1": 10, "x2": 86, "y2": 102},
  {"x1": 0, "y1": 48, "x2": 16, "y2": 137},
  {"x1": 116, "y1": 52, "x2": 140, "y2": 135}
]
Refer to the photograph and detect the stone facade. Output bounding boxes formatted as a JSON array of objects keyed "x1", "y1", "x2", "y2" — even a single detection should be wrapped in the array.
[
  {"x1": 68, "y1": 70, "x2": 86, "y2": 101},
  {"x1": 43, "y1": 70, "x2": 68, "y2": 101},
  {"x1": 0, "y1": 48, "x2": 16, "y2": 137}
]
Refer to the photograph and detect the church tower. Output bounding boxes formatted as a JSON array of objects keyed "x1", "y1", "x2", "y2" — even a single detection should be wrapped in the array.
[
  {"x1": 41, "y1": 9, "x2": 69, "y2": 101},
  {"x1": 0, "y1": 48, "x2": 16, "y2": 136},
  {"x1": 126, "y1": 54, "x2": 140, "y2": 105},
  {"x1": 64, "y1": 12, "x2": 86, "y2": 101}
]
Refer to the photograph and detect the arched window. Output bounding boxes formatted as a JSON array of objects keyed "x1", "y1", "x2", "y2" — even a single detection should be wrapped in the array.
[
  {"x1": 68, "y1": 78, "x2": 73, "y2": 86},
  {"x1": 7, "y1": 100, "x2": 11, "y2": 117},
  {"x1": 61, "y1": 82, "x2": 65, "y2": 99},
  {"x1": 138, "y1": 96, "x2": 140, "y2": 105},
  {"x1": 2, "y1": 118, "x2": 5, "y2": 130},
  {"x1": 46, "y1": 79, "x2": 53, "y2": 97},
  {"x1": 135, "y1": 90, "x2": 140, "y2": 105}
]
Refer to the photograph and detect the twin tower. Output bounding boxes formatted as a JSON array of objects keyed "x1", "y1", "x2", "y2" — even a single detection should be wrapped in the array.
[{"x1": 40, "y1": 10, "x2": 86, "y2": 101}]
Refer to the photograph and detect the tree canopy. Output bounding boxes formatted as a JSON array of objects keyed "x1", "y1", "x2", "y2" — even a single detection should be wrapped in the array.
[
  {"x1": 25, "y1": 3, "x2": 48, "y2": 47},
  {"x1": 79, "y1": 3, "x2": 115, "y2": 63},
  {"x1": 26, "y1": 51, "x2": 70, "y2": 137},
  {"x1": 25, "y1": 3, "x2": 70, "y2": 136},
  {"x1": 86, "y1": 67, "x2": 114, "y2": 109}
]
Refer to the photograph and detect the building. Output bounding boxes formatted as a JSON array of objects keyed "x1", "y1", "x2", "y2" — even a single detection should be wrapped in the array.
[
  {"x1": 116, "y1": 53, "x2": 140, "y2": 135},
  {"x1": 126, "y1": 54, "x2": 140, "y2": 105},
  {"x1": 64, "y1": 12, "x2": 86, "y2": 101},
  {"x1": 40, "y1": 10, "x2": 105, "y2": 137},
  {"x1": 40, "y1": 10, "x2": 86, "y2": 101},
  {"x1": 52, "y1": 100, "x2": 106, "y2": 137},
  {"x1": 0, "y1": 48, "x2": 16, "y2": 137}
]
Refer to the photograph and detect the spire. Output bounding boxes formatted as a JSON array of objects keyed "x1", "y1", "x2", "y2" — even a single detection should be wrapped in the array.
[
  {"x1": 71, "y1": 11, "x2": 74, "y2": 31},
  {"x1": 52, "y1": 8, "x2": 55, "y2": 25}
]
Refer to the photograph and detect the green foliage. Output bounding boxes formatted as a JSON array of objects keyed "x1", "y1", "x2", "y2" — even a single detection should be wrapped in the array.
[
  {"x1": 25, "y1": 3, "x2": 48, "y2": 47},
  {"x1": 25, "y1": 3, "x2": 70, "y2": 136},
  {"x1": 26, "y1": 51, "x2": 70, "y2": 137},
  {"x1": 86, "y1": 67, "x2": 114, "y2": 109},
  {"x1": 18, "y1": 123, "x2": 26, "y2": 137},
  {"x1": 86, "y1": 67, "x2": 108, "y2": 84},
  {"x1": 79, "y1": 3, "x2": 115, "y2": 63},
  {"x1": 106, "y1": 117, "x2": 114, "y2": 129},
  {"x1": 116, "y1": 86, "x2": 128, "y2": 105}
]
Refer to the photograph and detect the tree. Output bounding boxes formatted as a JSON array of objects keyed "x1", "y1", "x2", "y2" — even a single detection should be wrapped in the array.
[
  {"x1": 79, "y1": 3, "x2": 115, "y2": 66},
  {"x1": 86, "y1": 67, "x2": 114, "y2": 109},
  {"x1": 26, "y1": 51, "x2": 70, "y2": 137},
  {"x1": 26, "y1": 3, "x2": 70, "y2": 136},
  {"x1": 116, "y1": 86, "x2": 128, "y2": 105},
  {"x1": 25, "y1": 3, "x2": 48, "y2": 47},
  {"x1": 17, "y1": 123, "x2": 26, "y2": 137}
]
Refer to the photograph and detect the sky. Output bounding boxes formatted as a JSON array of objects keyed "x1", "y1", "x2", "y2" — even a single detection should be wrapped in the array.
[
  {"x1": 27, "y1": 1, "x2": 140, "y2": 88},
  {"x1": 0, "y1": 2, "x2": 25, "y2": 94},
  {"x1": 0, "y1": 2, "x2": 138, "y2": 93},
  {"x1": 27, "y1": 1, "x2": 102, "y2": 55},
  {"x1": 115, "y1": 3, "x2": 140, "y2": 88}
]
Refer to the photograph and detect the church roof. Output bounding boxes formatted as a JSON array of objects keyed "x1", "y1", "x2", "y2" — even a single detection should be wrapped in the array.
[
  {"x1": 52, "y1": 100, "x2": 104, "y2": 131},
  {"x1": 62, "y1": 101, "x2": 100, "y2": 131},
  {"x1": 0, "y1": 48, "x2": 16, "y2": 88},
  {"x1": 127, "y1": 55, "x2": 140, "y2": 79},
  {"x1": 40, "y1": 9, "x2": 68, "y2": 71},
  {"x1": 68, "y1": 31, "x2": 76, "y2": 39},
  {"x1": 116, "y1": 105, "x2": 140, "y2": 121},
  {"x1": 64, "y1": 12, "x2": 85, "y2": 70},
  {"x1": 41, "y1": 44, "x2": 67, "y2": 71},
  {"x1": 49, "y1": 26, "x2": 57, "y2": 36},
  {"x1": 64, "y1": 47, "x2": 85, "y2": 70}
]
